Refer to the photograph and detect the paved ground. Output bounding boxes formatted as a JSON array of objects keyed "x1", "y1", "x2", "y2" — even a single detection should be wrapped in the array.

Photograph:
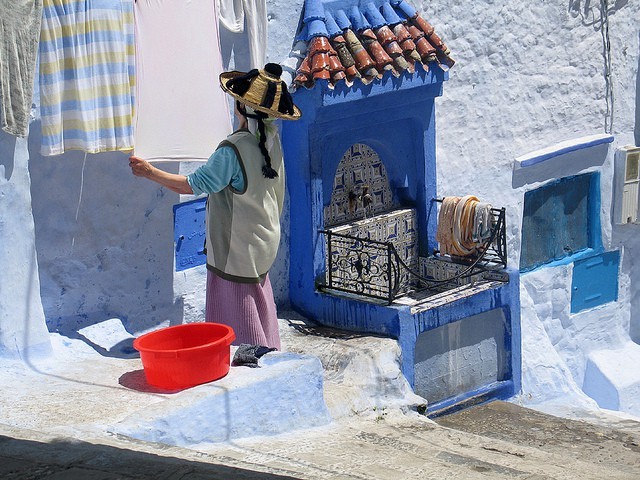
[
  {"x1": 3, "y1": 312, "x2": 640, "y2": 479},
  {"x1": 2, "y1": 401, "x2": 640, "y2": 479}
]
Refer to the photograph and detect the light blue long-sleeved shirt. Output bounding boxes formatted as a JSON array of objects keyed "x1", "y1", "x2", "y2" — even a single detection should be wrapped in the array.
[{"x1": 187, "y1": 146, "x2": 245, "y2": 196}]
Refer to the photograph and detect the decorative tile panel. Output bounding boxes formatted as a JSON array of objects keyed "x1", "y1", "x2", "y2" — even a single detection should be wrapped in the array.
[
  {"x1": 419, "y1": 257, "x2": 485, "y2": 286},
  {"x1": 326, "y1": 208, "x2": 418, "y2": 295},
  {"x1": 325, "y1": 143, "x2": 396, "y2": 227}
]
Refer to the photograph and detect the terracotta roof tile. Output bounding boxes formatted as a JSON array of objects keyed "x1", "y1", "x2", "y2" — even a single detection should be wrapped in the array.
[{"x1": 293, "y1": 0, "x2": 454, "y2": 89}]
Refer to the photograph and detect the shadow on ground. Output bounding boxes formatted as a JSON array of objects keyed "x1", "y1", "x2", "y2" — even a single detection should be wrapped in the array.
[{"x1": 0, "y1": 434, "x2": 301, "y2": 480}]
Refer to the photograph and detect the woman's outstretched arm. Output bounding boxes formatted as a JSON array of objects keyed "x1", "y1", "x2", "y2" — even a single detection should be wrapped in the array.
[{"x1": 129, "y1": 156, "x2": 194, "y2": 194}]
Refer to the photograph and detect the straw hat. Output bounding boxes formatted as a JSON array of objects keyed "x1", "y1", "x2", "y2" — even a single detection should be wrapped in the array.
[{"x1": 220, "y1": 63, "x2": 301, "y2": 120}]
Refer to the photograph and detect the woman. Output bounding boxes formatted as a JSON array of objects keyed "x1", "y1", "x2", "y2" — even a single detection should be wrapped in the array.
[{"x1": 129, "y1": 63, "x2": 301, "y2": 350}]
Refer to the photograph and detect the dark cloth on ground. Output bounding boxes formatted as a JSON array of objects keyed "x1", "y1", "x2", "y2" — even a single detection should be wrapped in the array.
[{"x1": 232, "y1": 343, "x2": 277, "y2": 367}]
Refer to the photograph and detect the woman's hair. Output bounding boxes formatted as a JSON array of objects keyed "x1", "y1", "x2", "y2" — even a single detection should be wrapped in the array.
[{"x1": 236, "y1": 101, "x2": 278, "y2": 179}]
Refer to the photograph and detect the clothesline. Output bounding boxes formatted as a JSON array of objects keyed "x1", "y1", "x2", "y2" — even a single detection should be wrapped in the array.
[{"x1": 1, "y1": 0, "x2": 268, "y2": 158}]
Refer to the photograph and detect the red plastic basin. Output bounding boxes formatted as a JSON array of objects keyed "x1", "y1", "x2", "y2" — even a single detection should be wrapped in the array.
[{"x1": 133, "y1": 322, "x2": 235, "y2": 390}]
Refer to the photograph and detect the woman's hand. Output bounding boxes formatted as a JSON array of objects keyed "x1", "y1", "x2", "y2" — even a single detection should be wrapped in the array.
[
  {"x1": 128, "y1": 155, "x2": 194, "y2": 194},
  {"x1": 129, "y1": 156, "x2": 154, "y2": 178}
]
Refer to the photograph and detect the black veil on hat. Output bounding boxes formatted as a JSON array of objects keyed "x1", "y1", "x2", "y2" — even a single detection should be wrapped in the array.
[
  {"x1": 220, "y1": 63, "x2": 301, "y2": 121},
  {"x1": 220, "y1": 63, "x2": 300, "y2": 179}
]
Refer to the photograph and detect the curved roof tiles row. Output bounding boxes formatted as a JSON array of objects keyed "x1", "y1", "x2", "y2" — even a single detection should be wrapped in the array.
[{"x1": 292, "y1": 0, "x2": 454, "y2": 89}]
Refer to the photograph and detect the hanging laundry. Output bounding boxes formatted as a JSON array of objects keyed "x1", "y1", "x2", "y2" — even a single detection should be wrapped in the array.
[
  {"x1": 0, "y1": 0, "x2": 43, "y2": 137},
  {"x1": 39, "y1": 0, "x2": 135, "y2": 155},
  {"x1": 218, "y1": 0, "x2": 267, "y2": 69},
  {"x1": 133, "y1": 0, "x2": 231, "y2": 162}
]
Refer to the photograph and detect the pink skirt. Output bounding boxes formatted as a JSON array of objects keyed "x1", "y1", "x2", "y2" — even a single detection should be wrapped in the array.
[{"x1": 205, "y1": 270, "x2": 281, "y2": 350}]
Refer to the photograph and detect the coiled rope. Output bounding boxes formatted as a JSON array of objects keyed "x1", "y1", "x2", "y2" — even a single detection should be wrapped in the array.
[{"x1": 436, "y1": 195, "x2": 495, "y2": 257}]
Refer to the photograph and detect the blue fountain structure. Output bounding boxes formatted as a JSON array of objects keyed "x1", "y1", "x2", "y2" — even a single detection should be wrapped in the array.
[{"x1": 281, "y1": 0, "x2": 521, "y2": 415}]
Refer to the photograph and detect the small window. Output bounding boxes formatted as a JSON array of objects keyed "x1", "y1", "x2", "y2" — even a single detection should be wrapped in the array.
[
  {"x1": 520, "y1": 173, "x2": 600, "y2": 271},
  {"x1": 626, "y1": 151, "x2": 640, "y2": 182}
]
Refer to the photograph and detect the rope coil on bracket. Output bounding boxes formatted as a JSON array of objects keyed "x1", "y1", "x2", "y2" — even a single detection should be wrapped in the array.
[{"x1": 436, "y1": 195, "x2": 496, "y2": 258}]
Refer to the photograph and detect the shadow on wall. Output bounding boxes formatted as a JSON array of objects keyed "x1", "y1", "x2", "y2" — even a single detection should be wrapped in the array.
[
  {"x1": 636, "y1": 30, "x2": 640, "y2": 146},
  {"x1": 218, "y1": 23, "x2": 252, "y2": 72},
  {"x1": 568, "y1": 0, "x2": 628, "y2": 28},
  {"x1": 625, "y1": 236, "x2": 640, "y2": 345},
  {"x1": 0, "y1": 132, "x2": 16, "y2": 180},
  {"x1": 27, "y1": 122, "x2": 183, "y2": 339}
]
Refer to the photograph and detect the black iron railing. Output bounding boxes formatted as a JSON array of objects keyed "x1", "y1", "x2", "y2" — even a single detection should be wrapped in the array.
[
  {"x1": 318, "y1": 205, "x2": 508, "y2": 304},
  {"x1": 320, "y1": 230, "x2": 402, "y2": 303},
  {"x1": 431, "y1": 201, "x2": 508, "y2": 270}
]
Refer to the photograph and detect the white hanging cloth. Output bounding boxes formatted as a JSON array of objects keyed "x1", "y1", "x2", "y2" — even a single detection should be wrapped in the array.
[
  {"x1": 133, "y1": 0, "x2": 231, "y2": 162},
  {"x1": 1, "y1": 0, "x2": 42, "y2": 137},
  {"x1": 218, "y1": 0, "x2": 267, "y2": 69}
]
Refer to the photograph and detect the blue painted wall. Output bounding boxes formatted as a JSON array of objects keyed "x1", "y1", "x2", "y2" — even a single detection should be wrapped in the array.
[
  {"x1": 282, "y1": 66, "x2": 445, "y2": 319},
  {"x1": 173, "y1": 197, "x2": 207, "y2": 272}
]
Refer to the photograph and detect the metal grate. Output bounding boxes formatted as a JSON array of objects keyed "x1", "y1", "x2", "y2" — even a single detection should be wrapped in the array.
[
  {"x1": 432, "y1": 204, "x2": 508, "y2": 270},
  {"x1": 320, "y1": 230, "x2": 402, "y2": 303},
  {"x1": 319, "y1": 204, "x2": 508, "y2": 304}
]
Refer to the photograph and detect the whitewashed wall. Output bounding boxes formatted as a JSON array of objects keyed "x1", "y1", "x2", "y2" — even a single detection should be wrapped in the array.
[
  {"x1": 0, "y1": 131, "x2": 50, "y2": 357},
  {"x1": 1, "y1": 0, "x2": 640, "y2": 414},
  {"x1": 264, "y1": 0, "x2": 640, "y2": 412}
]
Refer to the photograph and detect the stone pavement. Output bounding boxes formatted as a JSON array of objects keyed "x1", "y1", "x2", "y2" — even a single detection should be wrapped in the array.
[
  {"x1": 2, "y1": 400, "x2": 640, "y2": 479},
  {"x1": 3, "y1": 311, "x2": 640, "y2": 479}
]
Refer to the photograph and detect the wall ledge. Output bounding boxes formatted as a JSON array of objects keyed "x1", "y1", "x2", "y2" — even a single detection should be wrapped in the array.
[
  {"x1": 515, "y1": 134, "x2": 614, "y2": 168},
  {"x1": 512, "y1": 134, "x2": 614, "y2": 188}
]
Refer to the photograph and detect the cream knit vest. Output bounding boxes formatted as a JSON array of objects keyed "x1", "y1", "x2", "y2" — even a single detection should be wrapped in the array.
[{"x1": 205, "y1": 129, "x2": 285, "y2": 283}]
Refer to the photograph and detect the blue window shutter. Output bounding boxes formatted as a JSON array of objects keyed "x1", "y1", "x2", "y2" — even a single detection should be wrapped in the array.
[{"x1": 571, "y1": 250, "x2": 620, "y2": 313}]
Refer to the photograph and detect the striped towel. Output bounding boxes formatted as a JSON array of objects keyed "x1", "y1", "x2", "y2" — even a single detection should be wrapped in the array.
[{"x1": 39, "y1": 0, "x2": 135, "y2": 156}]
